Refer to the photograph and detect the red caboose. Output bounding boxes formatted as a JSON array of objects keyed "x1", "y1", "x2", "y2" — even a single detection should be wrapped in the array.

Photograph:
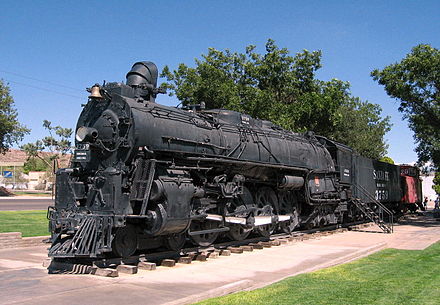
[{"x1": 400, "y1": 165, "x2": 423, "y2": 212}]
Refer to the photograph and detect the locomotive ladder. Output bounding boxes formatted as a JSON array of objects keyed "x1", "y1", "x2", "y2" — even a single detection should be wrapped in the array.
[
  {"x1": 130, "y1": 159, "x2": 157, "y2": 215},
  {"x1": 351, "y1": 184, "x2": 393, "y2": 233}
]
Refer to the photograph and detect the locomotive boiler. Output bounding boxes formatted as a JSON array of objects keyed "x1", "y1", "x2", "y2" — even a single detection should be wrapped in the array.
[{"x1": 48, "y1": 61, "x2": 415, "y2": 260}]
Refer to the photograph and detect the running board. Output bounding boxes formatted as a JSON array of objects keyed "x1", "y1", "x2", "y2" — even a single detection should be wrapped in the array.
[
  {"x1": 206, "y1": 214, "x2": 247, "y2": 225},
  {"x1": 206, "y1": 214, "x2": 291, "y2": 226},
  {"x1": 254, "y1": 215, "x2": 291, "y2": 226}
]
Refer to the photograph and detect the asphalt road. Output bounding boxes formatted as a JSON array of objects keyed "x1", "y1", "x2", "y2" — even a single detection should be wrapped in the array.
[{"x1": 0, "y1": 197, "x2": 53, "y2": 211}]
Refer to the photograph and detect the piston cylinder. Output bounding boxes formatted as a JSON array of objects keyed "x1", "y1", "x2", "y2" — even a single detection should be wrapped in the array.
[{"x1": 279, "y1": 175, "x2": 304, "y2": 189}]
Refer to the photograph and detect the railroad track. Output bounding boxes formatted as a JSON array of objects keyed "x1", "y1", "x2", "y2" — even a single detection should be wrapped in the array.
[{"x1": 47, "y1": 221, "x2": 374, "y2": 276}]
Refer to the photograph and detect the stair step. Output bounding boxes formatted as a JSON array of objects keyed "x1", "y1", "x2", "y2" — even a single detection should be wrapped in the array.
[{"x1": 352, "y1": 197, "x2": 393, "y2": 234}]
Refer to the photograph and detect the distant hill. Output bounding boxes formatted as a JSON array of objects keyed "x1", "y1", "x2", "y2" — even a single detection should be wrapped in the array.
[{"x1": 0, "y1": 149, "x2": 71, "y2": 168}]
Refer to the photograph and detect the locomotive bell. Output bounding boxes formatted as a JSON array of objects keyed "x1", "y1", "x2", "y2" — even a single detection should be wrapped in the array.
[{"x1": 88, "y1": 84, "x2": 103, "y2": 99}]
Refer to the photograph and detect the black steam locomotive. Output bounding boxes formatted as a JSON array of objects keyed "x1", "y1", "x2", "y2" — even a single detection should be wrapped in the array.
[{"x1": 48, "y1": 62, "x2": 416, "y2": 259}]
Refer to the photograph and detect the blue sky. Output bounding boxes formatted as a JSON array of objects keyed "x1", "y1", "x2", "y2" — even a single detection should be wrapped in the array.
[{"x1": 1, "y1": 0, "x2": 439, "y2": 163}]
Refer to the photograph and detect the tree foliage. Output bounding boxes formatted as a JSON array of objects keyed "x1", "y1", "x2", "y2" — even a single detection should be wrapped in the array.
[
  {"x1": 332, "y1": 99, "x2": 391, "y2": 159},
  {"x1": 0, "y1": 79, "x2": 30, "y2": 153},
  {"x1": 21, "y1": 120, "x2": 72, "y2": 173},
  {"x1": 371, "y1": 44, "x2": 440, "y2": 169},
  {"x1": 23, "y1": 157, "x2": 50, "y2": 174},
  {"x1": 379, "y1": 156, "x2": 395, "y2": 164},
  {"x1": 433, "y1": 172, "x2": 440, "y2": 195},
  {"x1": 161, "y1": 39, "x2": 391, "y2": 159}
]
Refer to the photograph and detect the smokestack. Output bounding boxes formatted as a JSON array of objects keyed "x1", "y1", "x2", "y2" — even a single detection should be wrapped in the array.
[{"x1": 126, "y1": 61, "x2": 158, "y2": 88}]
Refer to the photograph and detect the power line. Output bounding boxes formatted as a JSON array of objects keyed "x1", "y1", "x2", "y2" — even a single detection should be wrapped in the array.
[
  {"x1": 5, "y1": 79, "x2": 84, "y2": 100},
  {"x1": 0, "y1": 68, "x2": 83, "y2": 92}
]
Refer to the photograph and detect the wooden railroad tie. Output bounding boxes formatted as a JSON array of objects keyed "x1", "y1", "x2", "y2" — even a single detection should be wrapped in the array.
[
  {"x1": 270, "y1": 240, "x2": 281, "y2": 246},
  {"x1": 138, "y1": 261, "x2": 156, "y2": 270},
  {"x1": 178, "y1": 257, "x2": 192, "y2": 264},
  {"x1": 227, "y1": 247, "x2": 244, "y2": 254},
  {"x1": 93, "y1": 267, "x2": 119, "y2": 277},
  {"x1": 195, "y1": 253, "x2": 208, "y2": 261},
  {"x1": 220, "y1": 249, "x2": 231, "y2": 256},
  {"x1": 240, "y1": 245, "x2": 254, "y2": 252},
  {"x1": 248, "y1": 243, "x2": 264, "y2": 249},
  {"x1": 207, "y1": 252, "x2": 219, "y2": 259},
  {"x1": 117, "y1": 264, "x2": 138, "y2": 274},
  {"x1": 259, "y1": 241, "x2": 272, "y2": 248},
  {"x1": 161, "y1": 259, "x2": 176, "y2": 267}
]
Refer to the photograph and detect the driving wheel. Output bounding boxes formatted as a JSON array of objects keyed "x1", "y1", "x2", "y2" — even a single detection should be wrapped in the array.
[
  {"x1": 226, "y1": 186, "x2": 254, "y2": 241},
  {"x1": 278, "y1": 190, "x2": 300, "y2": 234},
  {"x1": 189, "y1": 220, "x2": 219, "y2": 247},
  {"x1": 164, "y1": 233, "x2": 186, "y2": 251},
  {"x1": 254, "y1": 186, "x2": 278, "y2": 237}
]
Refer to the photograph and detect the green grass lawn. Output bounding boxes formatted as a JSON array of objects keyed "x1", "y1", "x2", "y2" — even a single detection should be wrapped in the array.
[
  {"x1": 197, "y1": 242, "x2": 440, "y2": 305},
  {"x1": 0, "y1": 210, "x2": 49, "y2": 237},
  {"x1": 11, "y1": 191, "x2": 52, "y2": 197}
]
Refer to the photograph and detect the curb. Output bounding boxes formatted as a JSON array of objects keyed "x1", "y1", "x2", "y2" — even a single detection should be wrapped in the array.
[
  {"x1": 0, "y1": 232, "x2": 49, "y2": 249},
  {"x1": 163, "y1": 280, "x2": 254, "y2": 305},
  {"x1": 166, "y1": 242, "x2": 387, "y2": 305},
  {"x1": 304, "y1": 242, "x2": 387, "y2": 270},
  {"x1": 251, "y1": 241, "x2": 388, "y2": 290}
]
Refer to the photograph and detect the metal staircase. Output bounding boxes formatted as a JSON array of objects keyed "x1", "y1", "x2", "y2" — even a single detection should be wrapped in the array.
[{"x1": 351, "y1": 184, "x2": 393, "y2": 233}]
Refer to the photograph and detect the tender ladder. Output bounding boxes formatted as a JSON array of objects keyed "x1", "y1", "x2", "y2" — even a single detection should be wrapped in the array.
[{"x1": 351, "y1": 184, "x2": 393, "y2": 233}]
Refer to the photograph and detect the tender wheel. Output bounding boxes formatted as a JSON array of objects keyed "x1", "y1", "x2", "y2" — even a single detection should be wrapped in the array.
[
  {"x1": 189, "y1": 220, "x2": 219, "y2": 247},
  {"x1": 111, "y1": 224, "x2": 137, "y2": 258},
  {"x1": 164, "y1": 233, "x2": 186, "y2": 251},
  {"x1": 226, "y1": 186, "x2": 254, "y2": 241},
  {"x1": 254, "y1": 186, "x2": 278, "y2": 237}
]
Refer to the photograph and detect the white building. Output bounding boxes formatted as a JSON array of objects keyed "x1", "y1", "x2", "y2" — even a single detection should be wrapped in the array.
[
  {"x1": 421, "y1": 172, "x2": 437, "y2": 201},
  {"x1": 27, "y1": 171, "x2": 48, "y2": 190}
]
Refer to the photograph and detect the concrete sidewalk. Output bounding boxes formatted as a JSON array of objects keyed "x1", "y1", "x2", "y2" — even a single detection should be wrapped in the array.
[
  {"x1": 0, "y1": 214, "x2": 439, "y2": 305},
  {"x1": 0, "y1": 196, "x2": 53, "y2": 200}
]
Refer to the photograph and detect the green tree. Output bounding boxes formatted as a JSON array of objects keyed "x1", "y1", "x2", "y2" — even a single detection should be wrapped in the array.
[
  {"x1": 433, "y1": 172, "x2": 440, "y2": 195},
  {"x1": 332, "y1": 98, "x2": 391, "y2": 159},
  {"x1": 0, "y1": 79, "x2": 30, "y2": 153},
  {"x1": 379, "y1": 156, "x2": 395, "y2": 164},
  {"x1": 371, "y1": 44, "x2": 440, "y2": 168},
  {"x1": 21, "y1": 120, "x2": 72, "y2": 173},
  {"x1": 161, "y1": 39, "x2": 391, "y2": 159},
  {"x1": 22, "y1": 157, "x2": 50, "y2": 174}
]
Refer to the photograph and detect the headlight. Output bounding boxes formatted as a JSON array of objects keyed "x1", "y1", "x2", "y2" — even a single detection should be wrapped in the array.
[{"x1": 76, "y1": 126, "x2": 98, "y2": 142}]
